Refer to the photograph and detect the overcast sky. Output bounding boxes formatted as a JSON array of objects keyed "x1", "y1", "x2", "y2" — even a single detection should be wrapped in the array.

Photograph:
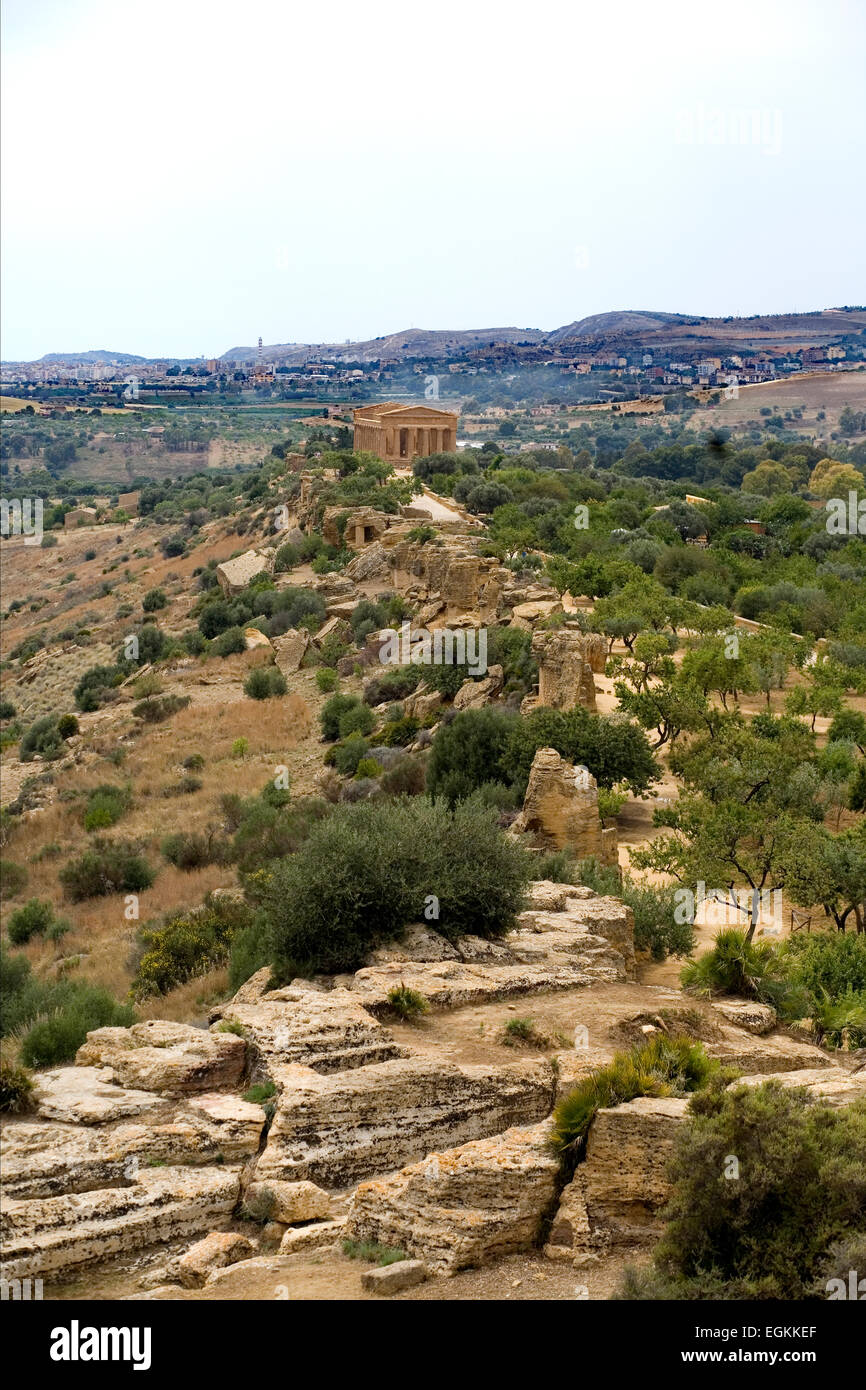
[{"x1": 2, "y1": 0, "x2": 864, "y2": 360}]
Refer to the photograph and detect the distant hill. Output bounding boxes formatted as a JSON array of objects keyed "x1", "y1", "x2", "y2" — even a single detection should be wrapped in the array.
[
  {"x1": 547, "y1": 307, "x2": 866, "y2": 354},
  {"x1": 36, "y1": 350, "x2": 150, "y2": 366},
  {"x1": 221, "y1": 326, "x2": 545, "y2": 365},
  {"x1": 547, "y1": 310, "x2": 695, "y2": 342},
  {"x1": 9, "y1": 308, "x2": 865, "y2": 369}
]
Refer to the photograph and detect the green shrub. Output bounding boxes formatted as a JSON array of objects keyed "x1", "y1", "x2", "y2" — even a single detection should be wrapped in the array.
[
  {"x1": 320, "y1": 692, "x2": 365, "y2": 741},
  {"x1": 132, "y1": 694, "x2": 191, "y2": 723},
  {"x1": 19, "y1": 714, "x2": 67, "y2": 762},
  {"x1": 142, "y1": 587, "x2": 167, "y2": 612},
  {"x1": 376, "y1": 714, "x2": 420, "y2": 747},
  {"x1": 7, "y1": 897, "x2": 54, "y2": 945},
  {"x1": 57, "y1": 713, "x2": 79, "y2": 738},
  {"x1": 316, "y1": 667, "x2": 338, "y2": 693},
  {"x1": 231, "y1": 794, "x2": 331, "y2": 875},
  {"x1": 213, "y1": 626, "x2": 247, "y2": 657},
  {"x1": 0, "y1": 1056, "x2": 35, "y2": 1113},
  {"x1": 681, "y1": 928, "x2": 804, "y2": 1014},
  {"x1": 503, "y1": 1016, "x2": 545, "y2": 1046},
  {"x1": 342, "y1": 1240, "x2": 406, "y2": 1266},
  {"x1": 379, "y1": 755, "x2": 426, "y2": 798},
  {"x1": 386, "y1": 985, "x2": 429, "y2": 1021},
  {"x1": 616, "y1": 1082, "x2": 866, "y2": 1300},
  {"x1": 782, "y1": 930, "x2": 866, "y2": 1003},
  {"x1": 259, "y1": 797, "x2": 531, "y2": 977},
  {"x1": 355, "y1": 757, "x2": 383, "y2": 780},
  {"x1": 0, "y1": 699, "x2": 17, "y2": 720},
  {"x1": 363, "y1": 665, "x2": 420, "y2": 706},
  {"x1": 228, "y1": 915, "x2": 272, "y2": 992},
  {"x1": 337, "y1": 702, "x2": 374, "y2": 739},
  {"x1": 0, "y1": 861, "x2": 27, "y2": 900},
  {"x1": 60, "y1": 838, "x2": 155, "y2": 901},
  {"x1": 19, "y1": 984, "x2": 135, "y2": 1068},
  {"x1": 274, "y1": 542, "x2": 299, "y2": 572},
  {"x1": 332, "y1": 733, "x2": 370, "y2": 776},
  {"x1": 74, "y1": 663, "x2": 125, "y2": 712},
  {"x1": 243, "y1": 1080, "x2": 276, "y2": 1104},
  {"x1": 161, "y1": 830, "x2": 231, "y2": 870},
  {"x1": 811, "y1": 988, "x2": 866, "y2": 1049},
  {"x1": 82, "y1": 783, "x2": 132, "y2": 832},
  {"x1": 131, "y1": 896, "x2": 253, "y2": 999},
  {"x1": 551, "y1": 1034, "x2": 722, "y2": 1157},
  {"x1": 244, "y1": 666, "x2": 287, "y2": 700}
]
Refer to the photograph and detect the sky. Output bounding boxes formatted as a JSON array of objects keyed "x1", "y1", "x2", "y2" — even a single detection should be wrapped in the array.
[{"x1": 2, "y1": 0, "x2": 865, "y2": 360}]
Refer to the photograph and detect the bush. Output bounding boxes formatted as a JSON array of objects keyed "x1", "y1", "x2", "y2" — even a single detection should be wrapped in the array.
[
  {"x1": 231, "y1": 794, "x2": 331, "y2": 875},
  {"x1": 132, "y1": 694, "x2": 191, "y2": 723},
  {"x1": 0, "y1": 1056, "x2": 35, "y2": 1113},
  {"x1": 142, "y1": 587, "x2": 167, "y2": 612},
  {"x1": 316, "y1": 667, "x2": 338, "y2": 693},
  {"x1": 380, "y1": 755, "x2": 426, "y2": 798},
  {"x1": 363, "y1": 665, "x2": 420, "y2": 706},
  {"x1": 213, "y1": 626, "x2": 247, "y2": 657},
  {"x1": 616, "y1": 1082, "x2": 866, "y2": 1300},
  {"x1": 74, "y1": 662, "x2": 125, "y2": 712},
  {"x1": 60, "y1": 838, "x2": 155, "y2": 900},
  {"x1": 131, "y1": 896, "x2": 253, "y2": 1000},
  {"x1": 274, "y1": 542, "x2": 299, "y2": 572},
  {"x1": 332, "y1": 732, "x2": 370, "y2": 776},
  {"x1": 320, "y1": 692, "x2": 365, "y2": 741},
  {"x1": 577, "y1": 858, "x2": 694, "y2": 962},
  {"x1": 551, "y1": 1034, "x2": 722, "y2": 1158},
  {"x1": 7, "y1": 897, "x2": 54, "y2": 945},
  {"x1": 386, "y1": 986, "x2": 429, "y2": 1021},
  {"x1": 376, "y1": 714, "x2": 420, "y2": 747},
  {"x1": 354, "y1": 756, "x2": 383, "y2": 780},
  {"x1": 0, "y1": 860, "x2": 27, "y2": 900},
  {"x1": 680, "y1": 928, "x2": 805, "y2": 1015},
  {"x1": 337, "y1": 702, "x2": 374, "y2": 739},
  {"x1": 244, "y1": 666, "x2": 287, "y2": 700},
  {"x1": 20, "y1": 714, "x2": 68, "y2": 762},
  {"x1": 0, "y1": 699, "x2": 17, "y2": 719},
  {"x1": 259, "y1": 797, "x2": 531, "y2": 977},
  {"x1": 57, "y1": 713, "x2": 79, "y2": 738},
  {"x1": 161, "y1": 830, "x2": 231, "y2": 870},
  {"x1": 228, "y1": 915, "x2": 272, "y2": 992},
  {"x1": 82, "y1": 783, "x2": 132, "y2": 831},
  {"x1": 19, "y1": 984, "x2": 135, "y2": 1068},
  {"x1": 350, "y1": 599, "x2": 386, "y2": 644}
]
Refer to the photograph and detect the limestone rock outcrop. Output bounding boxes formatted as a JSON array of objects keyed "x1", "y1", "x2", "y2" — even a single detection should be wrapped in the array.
[
  {"x1": 345, "y1": 1121, "x2": 558, "y2": 1274},
  {"x1": 272, "y1": 628, "x2": 309, "y2": 674},
  {"x1": 529, "y1": 627, "x2": 607, "y2": 712},
  {"x1": 216, "y1": 549, "x2": 274, "y2": 597},
  {"x1": 209, "y1": 985, "x2": 407, "y2": 1077},
  {"x1": 546, "y1": 1097, "x2": 689, "y2": 1262},
  {"x1": 75, "y1": 1021, "x2": 246, "y2": 1096},
  {"x1": 177, "y1": 1232, "x2": 255, "y2": 1288},
  {"x1": 1, "y1": 1167, "x2": 241, "y2": 1281},
  {"x1": 511, "y1": 747, "x2": 617, "y2": 868},
  {"x1": 452, "y1": 664, "x2": 504, "y2": 711},
  {"x1": 253, "y1": 1058, "x2": 556, "y2": 1187},
  {"x1": 387, "y1": 537, "x2": 509, "y2": 620}
]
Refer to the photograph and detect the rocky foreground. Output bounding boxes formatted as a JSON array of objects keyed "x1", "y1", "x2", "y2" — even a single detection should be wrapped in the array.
[{"x1": 2, "y1": 882, "x2": 862, "y2": 1298}]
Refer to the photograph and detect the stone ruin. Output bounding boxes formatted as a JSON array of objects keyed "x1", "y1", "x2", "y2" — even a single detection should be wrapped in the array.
[
  {"x1": 511, "y1": 747, "x2": 619, "y2": 867},
  {"x1": 525, "y1": 626, "x2": 607, "y2": 714}
]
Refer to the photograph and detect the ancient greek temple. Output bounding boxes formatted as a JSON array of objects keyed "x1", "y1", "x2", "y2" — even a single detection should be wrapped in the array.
[{"x1": 352, "y1": 402, "x2": 458, "y2": 465}]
